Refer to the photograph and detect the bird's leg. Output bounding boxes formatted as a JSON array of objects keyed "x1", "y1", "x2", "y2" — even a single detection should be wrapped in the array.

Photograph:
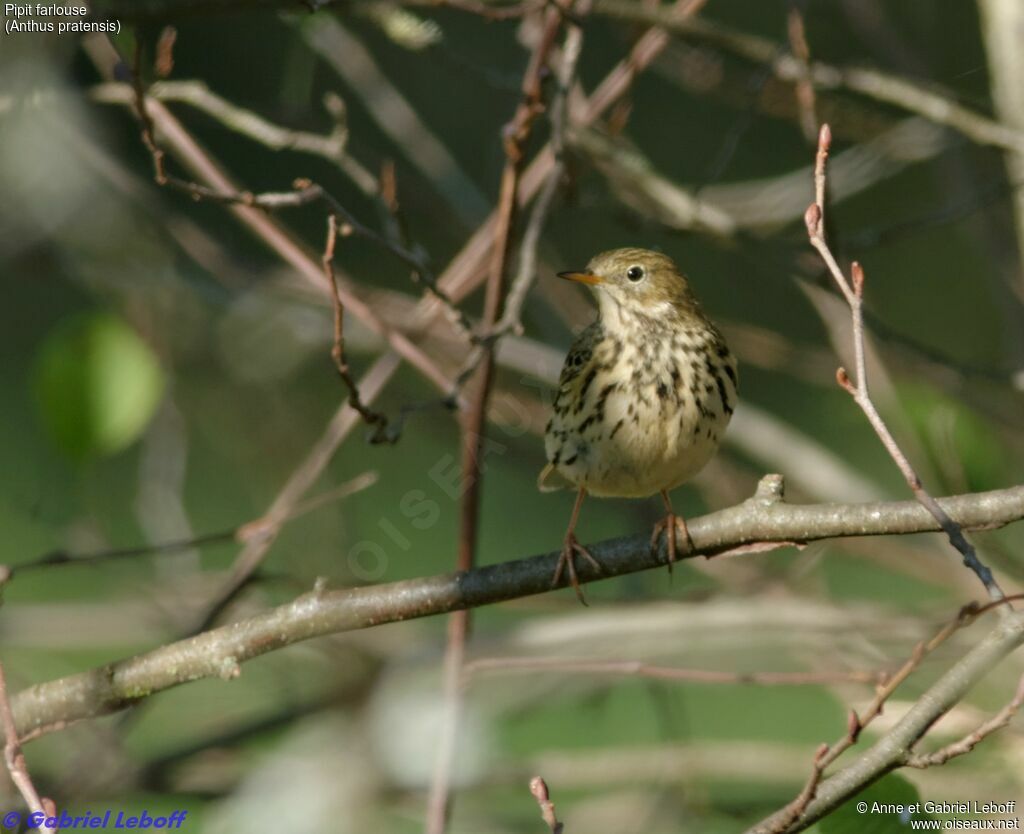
[
  {"x1": 552, "y1": 487, "x2": 601, "y2": 604},
  {"x1": 651, "y1": 489, "x2": 693, "y2": 570}
]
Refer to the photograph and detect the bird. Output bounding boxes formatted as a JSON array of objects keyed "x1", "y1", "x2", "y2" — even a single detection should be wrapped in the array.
[{"x1": 539, "y1": 247, "x2": 737, "y2": 602}]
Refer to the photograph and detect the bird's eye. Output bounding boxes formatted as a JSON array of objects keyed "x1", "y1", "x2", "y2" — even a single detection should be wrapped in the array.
[{"x1": 626, "y1": 265, "x2": 645, "y2": 282}]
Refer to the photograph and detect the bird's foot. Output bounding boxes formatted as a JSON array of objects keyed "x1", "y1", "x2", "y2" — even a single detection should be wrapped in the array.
[
  {"x1": 552, "y1": 532, "x2": 601, "y2": 605},
  {"x1": 651, "y1": 513, "x2": 692, "y2": 572}
]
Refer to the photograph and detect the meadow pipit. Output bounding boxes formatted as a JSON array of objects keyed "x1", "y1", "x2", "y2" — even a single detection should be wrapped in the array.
[{"x1": 539, "y1": 248, "x2": 738, "y2": 601}]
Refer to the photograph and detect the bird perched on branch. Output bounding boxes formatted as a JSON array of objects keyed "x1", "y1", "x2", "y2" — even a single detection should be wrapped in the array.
[{"x1": 539, "y1": 248, "x2": 737, "y2": 602}]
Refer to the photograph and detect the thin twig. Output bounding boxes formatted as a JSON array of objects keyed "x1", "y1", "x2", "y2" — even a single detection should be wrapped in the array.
[
  {"x1": 1, "y1": 475, "x2": 374, "y2": 583},
  {"x1": 97, "y1": 74, "x2": 476, "y2": 321},
  {"x1": 760, "y1": 743, "x2": 829, "y2": 834},
  {"x1": 804, "y1": 123, "x2": 1005, "y2": 603},
  {"x1": 750, "y1": 597, "x2": 1024, "y2": 834},
  {"x1": 594, "y1": 3, "x2": 1024, "y2": 154},
  {"x1": 905, "y1": 670, "x2": 1024, "y2": 768},
  {"x1": 447, "y1": 0, "x2": 588, "y2": 398},
  {"x1": 530, "y1": 776, "x2": 564, "y2": 833},
  {"x1": 90, "y1": 80, "x2": 379, "y2": 197},
  {"x1": 322, "y1": 214, "x2": 392, "y2": 440},
  {"x1": 116, "y1": 49, "x2": 461, "y2": 436},
  {"x1": 119, "y1": 70, "x2": 475, "y2": 340},
  {"x1": 130, "y1": 39, "x2": 168, "y2": 185},
  {"x1": 7, "y1": 531, "x2": 234, "y2": 578},
  {"x1": 815, "y1": 597, "x2": 1013, "y2": 775},
  {"x1": 301, "y1": 180, "x2": 473, "y2": 339},
  {"x1": 0, "y1": 659, "x2": 51, "y2": 824}
]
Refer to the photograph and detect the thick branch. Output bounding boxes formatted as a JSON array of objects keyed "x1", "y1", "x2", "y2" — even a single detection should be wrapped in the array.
[
  {"x1": 748, "y1": 610, "x2": 1024, "y2": 833},
  {"x1": 12, "y1": 480, "x2": 1024, "y2": 739},
  {"x1": 904, "y1": 671, "x2": 1024, "y2": 768}
]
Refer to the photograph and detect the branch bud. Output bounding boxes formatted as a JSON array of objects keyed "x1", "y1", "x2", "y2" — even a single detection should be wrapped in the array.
[
  {"x1": 818, "y1": 123, "x2": 832, "y2": 154},
  {"x1": 530, "y1": 777, "x2": 550, "y2": 803},
  {"x1": 804, "y1": 203, "x2": 821, "y2": 237},
  {"x1": 835, "y1": 367, "x2": 855, "y2": 393},
  {"x1": 847, "y1": 709, "x2": 862, "y2": 742},
  {"x1": 851, "y1": 261, "x2": 865, "y2": 296}
]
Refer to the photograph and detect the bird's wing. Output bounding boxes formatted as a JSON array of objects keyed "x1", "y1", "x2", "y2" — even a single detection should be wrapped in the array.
[
  {"x1": 555, "y1": 322, "x2": 600, "y2": 389},
  {"x1": 537, "y1": 323, "x2": 602, "y2": 493}
]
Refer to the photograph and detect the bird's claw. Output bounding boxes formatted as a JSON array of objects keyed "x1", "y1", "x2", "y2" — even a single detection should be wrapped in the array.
[
  {"x1": 552, "y1": 533, "x2": 601, "y2": 605},
  {"x1": 651, "y1": 513, "x2": 691, "y2": 572}
]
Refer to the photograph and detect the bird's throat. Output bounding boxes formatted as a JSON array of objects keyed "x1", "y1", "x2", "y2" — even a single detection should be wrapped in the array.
[{"x1": 595, "y1": 290, "x2": 697, "y2": 339}]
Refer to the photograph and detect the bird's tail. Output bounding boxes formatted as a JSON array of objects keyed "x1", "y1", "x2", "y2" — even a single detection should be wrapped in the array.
[{"x1": 537, "y1": 462, "x2": 573, "y2": 492}]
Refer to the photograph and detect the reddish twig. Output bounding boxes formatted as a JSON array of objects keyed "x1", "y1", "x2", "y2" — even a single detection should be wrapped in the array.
[
  {"x1": 0, "y1": 660, "x2": 53, "y2": 827},
  {"x1": 530, "y1": 776, "x2": 564, "y2": 833},
  {"x1": 417, "y1": 0, "x2": 708, "y2": 327},
  {"x1": 804, "y1": 123, "x2": 1005, "y2": 603},
  {"x1": 130, "y1": 38, "x2": 168, "y2": 184},
  {"x1": 759, "y1": 743, "x2": 830, "y2": 834},
  {"x1": 815, "y1": 602, "x2": 969, "y2": 772},
  {"x1": 424, "y1": 8, "x2": 568, "y2": 833},
  {"x1": 447, "y1": 0, "x2": 589, "y2": 397}
]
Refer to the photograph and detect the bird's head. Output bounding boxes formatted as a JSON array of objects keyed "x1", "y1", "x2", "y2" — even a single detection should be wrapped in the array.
[{"x1": 558, "y1": 248, "x2": 702, "y2": 325}]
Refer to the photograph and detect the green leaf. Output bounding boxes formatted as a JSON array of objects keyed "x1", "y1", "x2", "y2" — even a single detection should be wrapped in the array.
[
  {"x1": 819, "y1": 773, "x2": 934, "y2": 834},
  {"x1": 34, "y1": 312, "x2": 165, "y2": 460}
]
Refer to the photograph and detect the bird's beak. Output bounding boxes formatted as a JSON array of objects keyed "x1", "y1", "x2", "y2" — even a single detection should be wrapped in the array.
[{"x1": 557, "y1": 270, "x2": 603, "y2": 285}]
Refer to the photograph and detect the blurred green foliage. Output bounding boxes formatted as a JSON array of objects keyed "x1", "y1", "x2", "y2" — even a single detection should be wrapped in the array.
[{"x1": 33, "y1": 312, "x2": 165, "y2": 460}]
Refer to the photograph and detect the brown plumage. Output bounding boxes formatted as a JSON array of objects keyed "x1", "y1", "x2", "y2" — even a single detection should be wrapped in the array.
[{"x1": 540, "y1": 248, "x2": 737, "y2": 601}]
